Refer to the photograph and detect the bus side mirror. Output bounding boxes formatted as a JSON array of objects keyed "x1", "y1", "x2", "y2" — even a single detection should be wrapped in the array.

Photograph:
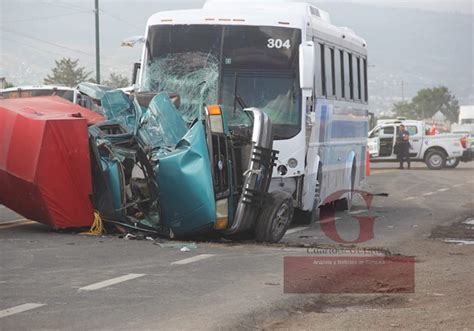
[
  {"x1": 131, "y1": 62, "x2": 141, "y2": 86},
  {"x1": 299, "y1": 41, "x2": 315, "y2": 98}
]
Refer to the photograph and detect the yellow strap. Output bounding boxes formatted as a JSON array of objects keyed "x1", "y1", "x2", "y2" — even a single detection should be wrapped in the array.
[{"x1": 81, "y1": 211, "x2": 105, "y2": 236}]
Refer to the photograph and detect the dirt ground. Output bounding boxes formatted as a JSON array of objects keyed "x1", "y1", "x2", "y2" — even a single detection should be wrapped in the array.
[{"x1": 262, "y1": 218, "x2": 474, "y2": 330}]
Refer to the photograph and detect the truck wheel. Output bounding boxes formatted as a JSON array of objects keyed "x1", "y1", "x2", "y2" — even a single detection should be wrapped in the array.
[
  {"x1": 255, "y1": 191, "x2": 294, "y2": 243},
  {"x1": 445, "y1": 157, "x2": 460, "y2": 169},
  {"x1": 425, "y1": 150, "x2": 446, "y2": 170}
]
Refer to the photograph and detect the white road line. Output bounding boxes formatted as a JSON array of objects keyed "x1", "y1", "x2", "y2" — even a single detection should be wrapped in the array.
[
  {"x1": 0, "y1": 220, "x2": 36, "y2": 230},
  {"x1": 349, "y1": 210, "x2": 368, "y2": 215},
  {"x1": 453, "y1": 184, "x2": 463, "y2": 187},
  {"x1": 285, "y1": 227, "x2": 309, "y2": 235},
  {"x1": 437, "y1": 188, "x2": 450, "y2": 192},
  {"x1": 171, "y1": 254, "x2": 215, "y2": 265},
  {"x1": 79, "y1": 273, "x2": 145, "y2": 291},
  {"x1": 0, "y1": 303, "x2": 45, "y2": 319},
  {"x1": 318, "y1": 217, "x2": 342, "y2": 224},
  {"x1": 403, "y1": 197, "x2": 416, "y2": 201},
  {"x1": 0, "y1": 218, "x2": 27, "y2": 225},
  {"x1": 422, "y1": 192, "x2": 434, "y2": 196}
]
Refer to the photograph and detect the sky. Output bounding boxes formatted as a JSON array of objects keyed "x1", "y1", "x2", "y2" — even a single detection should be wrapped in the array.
[{"x1": 0, "y1": 0, "x2": 472, "y2": 111}]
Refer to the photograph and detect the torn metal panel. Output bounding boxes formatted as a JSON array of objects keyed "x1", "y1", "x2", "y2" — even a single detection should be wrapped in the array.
[
  {"x1": 156, "y1": 122, "x2": 216, "y2": 235},
  {"x1": 137, "y1": 92, "x2": 188, "y2": 157},
  {"x1": 100, "y1": 90, "x2": 140, "y2": 133}
]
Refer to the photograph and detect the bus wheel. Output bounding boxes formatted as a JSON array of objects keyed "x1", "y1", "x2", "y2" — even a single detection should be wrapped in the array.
[
  {"x1": 255, "y1": 191, "x2": 294, "y2": 243},
  {"x1": 334, "y1": 198, "x2": 349, "y2": 211},
  {"x1": 293, "y1": 180, "x2": 321, "y2": 225},
  {"x1": 335, "y1": 161, "x2": 356, "y2": 211},
  {"x1": 445, "y1": 157, "x2": 460, "y2": 169}
]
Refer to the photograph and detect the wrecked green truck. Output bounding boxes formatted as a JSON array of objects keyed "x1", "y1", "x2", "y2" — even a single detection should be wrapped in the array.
[{"x1": 86, "y1": 85, "x2": 293, "y2": 243}]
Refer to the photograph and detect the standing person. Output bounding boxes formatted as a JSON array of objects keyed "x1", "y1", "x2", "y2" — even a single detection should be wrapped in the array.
[{"x1": 396, "y1": 124, "x2": 411, "y2": 169}]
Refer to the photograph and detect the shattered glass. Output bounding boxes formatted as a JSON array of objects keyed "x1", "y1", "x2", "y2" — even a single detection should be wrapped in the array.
[
  {"x1": 138, "y1": 92, "x2": 188, "y2": 158},
  {"x1": 142, "y1": 52, "x2": 219, "y2": 122},
  {"x1": 101, "y1": 90, "x2": 139, "y2": 132}
]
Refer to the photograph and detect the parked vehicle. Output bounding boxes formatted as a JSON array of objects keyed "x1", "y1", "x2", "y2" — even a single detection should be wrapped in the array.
[
  {"x1": 368, "y1": 120, "x2": 466, "y2": 169},
  {"x1": 449, "y1": 129, "x2": 474, "y2": 166},
  {"x1": 131, "y1": 0, "x2": 370, "y2": 229}
]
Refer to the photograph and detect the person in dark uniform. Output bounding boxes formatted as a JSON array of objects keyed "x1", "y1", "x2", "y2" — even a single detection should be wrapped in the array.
[{"x1": 396, "y1": 124, "x2": 410, "y2": 169}]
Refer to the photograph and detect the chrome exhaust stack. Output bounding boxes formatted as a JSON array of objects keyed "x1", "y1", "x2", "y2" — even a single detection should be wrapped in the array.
[{"x1": 226, "y1": 108, "x2": 278, "y2": 234}]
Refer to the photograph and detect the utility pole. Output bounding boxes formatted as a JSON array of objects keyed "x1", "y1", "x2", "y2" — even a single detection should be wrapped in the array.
[
  {"x1": 401, "y1": 80, "x2": 405, "y2": 102},
  {"x1": 94, "y1": 0, "x2": 100, "y2": 84}
]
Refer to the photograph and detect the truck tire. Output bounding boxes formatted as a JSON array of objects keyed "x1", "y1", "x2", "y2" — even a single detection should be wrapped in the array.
[
  {"x1": 255, "y1": 191, "x2": 294, "y2": 243},
  {"x1": 445, "y1": 157, "x2": 460, "y2": 169},
  {"x1": 425, "y1": 150, "x2": 446, "y2": 170}
]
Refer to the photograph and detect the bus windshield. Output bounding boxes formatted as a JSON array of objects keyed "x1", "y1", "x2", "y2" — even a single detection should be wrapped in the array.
[{"x1": 142, "y1": 24, "x2": 301, "y2": 139}]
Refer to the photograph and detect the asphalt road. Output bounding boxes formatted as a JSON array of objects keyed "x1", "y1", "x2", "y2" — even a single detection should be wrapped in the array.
[{"x1": 1, "y1": 162, "x2": 473, "y2": 330}]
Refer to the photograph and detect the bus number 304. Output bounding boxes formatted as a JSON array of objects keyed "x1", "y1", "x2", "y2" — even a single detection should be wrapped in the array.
[{"x1": 267, "y1": 38, "x2": 291, "y2": 49}]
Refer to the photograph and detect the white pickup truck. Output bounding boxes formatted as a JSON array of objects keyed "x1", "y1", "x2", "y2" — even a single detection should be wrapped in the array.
[{"x1": 368, "y1": 120, "x2": 465, "y2": 170}]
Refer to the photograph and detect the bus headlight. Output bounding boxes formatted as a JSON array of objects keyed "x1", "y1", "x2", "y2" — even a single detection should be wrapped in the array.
[{"x1": 288, "y1": 158, "x2": 298, "y2": 168}]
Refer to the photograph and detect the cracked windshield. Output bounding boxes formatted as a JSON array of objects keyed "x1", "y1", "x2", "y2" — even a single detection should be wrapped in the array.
[{"x1": 142, "y1": 24, "x2": 301, "y2": 138}]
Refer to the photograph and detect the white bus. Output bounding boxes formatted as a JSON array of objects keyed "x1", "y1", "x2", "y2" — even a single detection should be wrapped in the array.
[{"x1": 136, "y1": 0, "x2": 369, "y2": 225}]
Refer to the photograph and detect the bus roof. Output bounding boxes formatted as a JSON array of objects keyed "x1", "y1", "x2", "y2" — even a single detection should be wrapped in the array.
[{"x1": 146, "y1": 0, "x2": 367, "y2": 53}]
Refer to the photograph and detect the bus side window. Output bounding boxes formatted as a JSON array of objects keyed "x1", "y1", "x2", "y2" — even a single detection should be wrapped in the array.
[
  {"x1": 348, "y1": 53, "x2": 354, "y2": 100},
  {"x1": 362, "y1": 58, "x2": 368, "y2": 103},
  {"x1": 325, "y1": 46, "x2": 333, "y2": 97},
  {"x1": 351, "y1": 54, "x2": 358, "y2": 100},
  {"x1": 320, "y1": 43, "x2": 327, "y2": 97},
  {"x1": 356, "y1": 57, "x2": 362, "y2": 101},
  {"x1": 339, "y1": 50, "x2": 345, "y2": 99},
  {"x1": 344, "y1": 52, "x2": 352, "y2": 100},
  {"x1": 334, "y1": 49, "x2": 342, "y2": 98},
  {"x1": 314, "y1": 40, "x2": 323, "y2": 97}
]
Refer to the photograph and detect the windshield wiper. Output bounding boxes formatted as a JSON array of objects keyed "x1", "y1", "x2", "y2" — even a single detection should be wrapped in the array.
[{"x1": 232, "y1": 73, "x2": 252, "y2": 121}]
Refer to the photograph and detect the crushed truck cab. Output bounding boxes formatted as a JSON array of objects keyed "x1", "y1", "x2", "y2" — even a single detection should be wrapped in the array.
[{"x1": 87, "y1": 86, "x2": 280, "y2": 240}]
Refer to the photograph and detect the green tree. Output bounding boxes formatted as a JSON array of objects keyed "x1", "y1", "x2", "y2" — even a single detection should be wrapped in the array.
[
  {"x1": 392, "y1": 86, "x2": 459, "y2": 122},
  {"x1": 4, "y1": 80, "x2": 15, "y2": 88},
  {"x1": 103, "y1": 73, "x2": 130, "y2": 88},
  {"x1": 44, "y1": 58, "x2": 91, "y2": 87}
]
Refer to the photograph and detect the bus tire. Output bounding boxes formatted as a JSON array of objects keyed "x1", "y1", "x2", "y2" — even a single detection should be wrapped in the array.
[
  {"x1": 445, "y1": 157, "x2": 460, "y2": 169},
  {"x1": 334, "y1": 198, "x2": 349, "y2": 211},
  {"x1": 293, "y1": 207, "x2": 319, "y2": 225},
  {"x1": 425, "y1": 150, "x2": 446, "y2": 170},
  {"x1": 335, "y1": 160, "x2": 356, "y2": 211},
  {"x1": 255, "y1": 191, "x2": 294, "y2": 243}
]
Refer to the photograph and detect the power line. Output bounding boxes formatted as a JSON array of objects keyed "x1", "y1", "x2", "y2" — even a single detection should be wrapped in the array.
[
  {"x1": 3, "y1": 11, "x2": 91, "y2": 23},
  {"x1": 39, "y1": 0, "x2": 92, "y2": 12},
  {"x1": 99, "y1": 9, "x2": 143, "y2": 31},
  {"x1": 2, "y1": 36, "x2": 96, "y2": 66},
  {"x1": 0, "y1": 26, "x2": 95, "y2": 57}
]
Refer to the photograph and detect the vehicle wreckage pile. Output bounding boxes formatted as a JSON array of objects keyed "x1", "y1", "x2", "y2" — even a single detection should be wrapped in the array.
[{"x1": 0, "y1": 85, "x2": 286, "y2": 241}]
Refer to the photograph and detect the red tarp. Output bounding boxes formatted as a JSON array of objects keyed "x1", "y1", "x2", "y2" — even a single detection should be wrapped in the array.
[{"x1": 0, "y1": 96, "x2": 105, "y2": 228}]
